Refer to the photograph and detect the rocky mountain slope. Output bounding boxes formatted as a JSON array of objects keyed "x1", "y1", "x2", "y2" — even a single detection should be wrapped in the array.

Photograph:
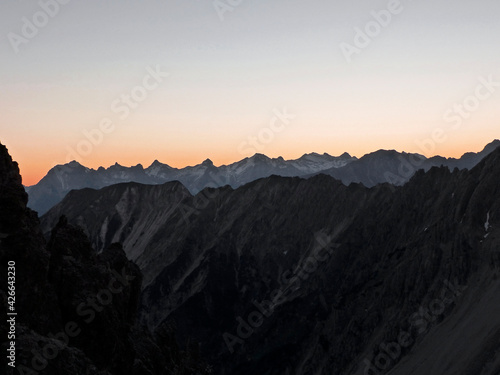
[
  {"x1": 0, "y1": 143, "x2": 210, "y2": 375},
  {"x1": 41, "y1": 143, "x2": 500, "y2": 374}
]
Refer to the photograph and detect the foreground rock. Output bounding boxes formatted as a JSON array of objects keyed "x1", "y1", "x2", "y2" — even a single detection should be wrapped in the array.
[{"x1": 0, "y1": 143, "x2": 210, "y2": 375}]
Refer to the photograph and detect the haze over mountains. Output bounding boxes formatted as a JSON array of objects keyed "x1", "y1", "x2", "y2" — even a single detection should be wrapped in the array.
[{"x1": 26, "y1": 140, "x2": 500, "y2": 215}]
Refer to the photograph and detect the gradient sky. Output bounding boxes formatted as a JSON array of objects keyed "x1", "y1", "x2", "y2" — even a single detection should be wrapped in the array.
[{"x1": 1, "y1": 0, "x2": 499, "y2": 185}]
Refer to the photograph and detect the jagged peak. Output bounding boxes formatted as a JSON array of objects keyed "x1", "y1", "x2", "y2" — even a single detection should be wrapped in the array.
[
  {"x1": 67, "y1": 160, "x2": 83, "y2": 167},
  {"x1": 0, "y1": 142, "x2": 24, "y2": 191},
  {"x1": 482, "y1": 139, "x2": 500, "y2": 152},
  {"x1": 107, "y1": 162, "x2": 133, "y2": 170},
  {"x1": 146, "y1": 160, "x2": 173, "y2": 172},
  {"x1": 475, "y1": 142, "x2": 500, "y2": 168},
  {"x1": 251, "y1": 153, "x2": 271, "y2": 161},
  {"x1": 51, "y1": 160, "x2": 86, "y2": 170},
  {"x1": 50, "y1": 160, "x2": 88, "y2": 174},
  {"x1": 298, "y1": 152, "x2": 352, "y2": 161},
  {"x1": 202, "y1": 158, "x2": 214, "y2": 167},
  {"x1": 150, "y1": 159, "x2": 162, "y2": 167},
  {"x1": 299, "y1": 152, "x2": 319, "y2": 159}
]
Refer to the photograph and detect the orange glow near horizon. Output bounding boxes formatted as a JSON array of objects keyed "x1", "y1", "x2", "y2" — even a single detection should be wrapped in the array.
[
  {"x1": 2, "y1": 1, "x2": 500, "y2": 187},
  {"x1": 7, "y1": 134, "x2": 498, "y2": 187}
]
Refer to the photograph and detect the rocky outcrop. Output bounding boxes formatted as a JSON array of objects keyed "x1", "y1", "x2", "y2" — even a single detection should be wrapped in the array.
[{"x1": 0, "y1": 143, "x2": 210, "y2": 374}]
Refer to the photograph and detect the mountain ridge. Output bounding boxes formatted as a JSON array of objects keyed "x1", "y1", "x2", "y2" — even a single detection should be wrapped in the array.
[{"x1": 26, "y1": 140, "x2": 500, "y2": 215}]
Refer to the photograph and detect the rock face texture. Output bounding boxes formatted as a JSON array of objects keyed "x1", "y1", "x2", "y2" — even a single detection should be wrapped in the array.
[
  {"x1": 40, "y1": 143, "x2": 500, "y2": 374},
  {"x1": 0, "y1": 143, "x2": 210, "y2": 375}
]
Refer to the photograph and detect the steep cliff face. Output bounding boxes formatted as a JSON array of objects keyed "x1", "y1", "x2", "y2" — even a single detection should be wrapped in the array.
[
  {"x1": 40, "y1": 145, "x2": 500, "y2": 374},
  {"x1": 0, "y1": 143, "x2": 210, "y2": 374},
  {"x1": 0, "y1": 143, "x2": 61, "y2": 340},
  {"x1": 41, "y1": 181, "x2": 193, "y2": 261}
]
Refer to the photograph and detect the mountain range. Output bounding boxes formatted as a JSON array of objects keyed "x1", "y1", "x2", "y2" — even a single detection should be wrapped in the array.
[
  {"x1": 26, "y1": 140, "x2": 500, "y2": 215},
  {"x1": 37, "y1": 140, "x2": 500, "y2": 374}
]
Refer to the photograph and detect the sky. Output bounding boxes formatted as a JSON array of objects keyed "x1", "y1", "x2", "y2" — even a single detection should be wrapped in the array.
[{"x1": 1, "y1": 0, "x2": 499, "y2": 185}]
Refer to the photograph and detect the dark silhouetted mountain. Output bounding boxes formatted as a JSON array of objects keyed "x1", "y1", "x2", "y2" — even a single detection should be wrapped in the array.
[
  {"x1": 426, "y1": 138, "x2": 500, "y2": 170},
  {"x1": 0, "y1": 143, "x2": 211, "y2": 375},
  {"x1": 40, "y1": 143, "x2": 500, "y2": 374},
  {"x1": 317, "y1": 139, "x2": 500, "y2": 187}
]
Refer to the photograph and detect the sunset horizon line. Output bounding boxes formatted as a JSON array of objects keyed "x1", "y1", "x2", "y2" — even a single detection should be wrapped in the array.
[{"x1": 16, "y1": 138, "x2": 499, "y2": 187}]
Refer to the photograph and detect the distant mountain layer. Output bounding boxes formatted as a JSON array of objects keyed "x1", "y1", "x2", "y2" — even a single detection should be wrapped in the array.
[
  {"x1": 27, "y1": 140, "x2": 499, "y2": 215},
  {"x1": 27, "y1": 151, "x2": 355, "y2": 215},
  {"x1": 316, "y1": 139, "x2": 500, "y2": 187},
  {"x1": 40, "y1": 145, "x2": 500, "y2": 374}
]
